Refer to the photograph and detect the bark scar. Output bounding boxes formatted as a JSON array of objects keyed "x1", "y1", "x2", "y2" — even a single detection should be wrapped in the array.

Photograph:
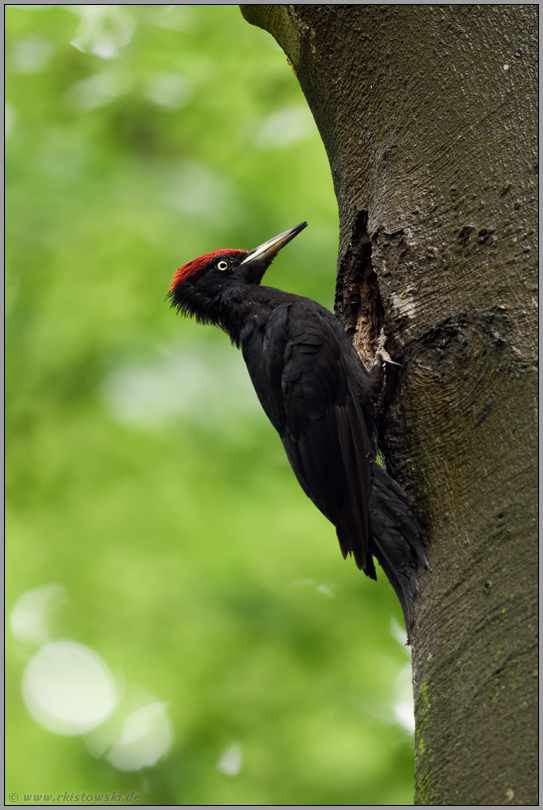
[{"x1": 335, "y1": 210, "x2": 384, "y2": 369}]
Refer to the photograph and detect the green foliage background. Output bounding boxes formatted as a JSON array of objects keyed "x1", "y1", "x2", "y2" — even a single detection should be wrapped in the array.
[{"x1": 6, "y1": 5, "x2": 414, "y2": 805}]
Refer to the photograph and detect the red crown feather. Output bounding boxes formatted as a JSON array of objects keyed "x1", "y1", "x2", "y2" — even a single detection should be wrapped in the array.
[{"x1": 170, "y1": 249, "x2": 246, "y2": 291}]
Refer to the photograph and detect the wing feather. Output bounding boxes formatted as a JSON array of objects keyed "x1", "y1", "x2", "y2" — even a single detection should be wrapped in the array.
[
  {"x1": 242, "y1": 296, "x2": 428, "y2": 630},
  {"x1": 247, "y1": 300, "x2": 374, "y2": 572}
]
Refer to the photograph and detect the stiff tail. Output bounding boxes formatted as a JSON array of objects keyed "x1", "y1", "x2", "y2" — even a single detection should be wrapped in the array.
[{"x1": 368, "y1": 461, "x2": 429, "y2": 634}]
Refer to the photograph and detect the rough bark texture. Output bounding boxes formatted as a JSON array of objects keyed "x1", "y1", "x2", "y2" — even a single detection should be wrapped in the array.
[{"x1": 240, "y1": 5, "x2": 538, "y2": 806}]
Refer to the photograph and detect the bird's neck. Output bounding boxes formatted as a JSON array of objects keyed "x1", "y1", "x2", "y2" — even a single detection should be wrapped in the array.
[
  {"x1": 218, "y1": 285, "x2": 275, "y2": 348},
  {"x1": 178, "y1": 280, "x2": 273, "y2": 347}
]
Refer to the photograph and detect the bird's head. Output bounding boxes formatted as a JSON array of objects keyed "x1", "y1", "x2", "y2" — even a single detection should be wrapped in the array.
[{"x1": 168, "y1": 222, "x2": 307, "y2": 321}]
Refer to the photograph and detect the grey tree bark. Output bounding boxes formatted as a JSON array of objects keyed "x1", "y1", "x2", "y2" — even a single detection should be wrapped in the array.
[{"x1": 240, "y1": 5, "x2": 538, "y2": 806}]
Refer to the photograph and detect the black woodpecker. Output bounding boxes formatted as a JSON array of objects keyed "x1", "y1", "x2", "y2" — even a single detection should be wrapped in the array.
[{"x1": 169, "y1": 223, "x2": 428, "y2": 631}]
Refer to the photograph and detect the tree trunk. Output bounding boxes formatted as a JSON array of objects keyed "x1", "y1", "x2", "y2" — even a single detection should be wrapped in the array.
[{"x1": 240, "y1": 5, "x2": 538, "y2": 805}]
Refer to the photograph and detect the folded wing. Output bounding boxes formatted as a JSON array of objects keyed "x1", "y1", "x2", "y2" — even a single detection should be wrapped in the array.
[{"x1": 246, "y1": 300, "x2": 375, "y2": 574}]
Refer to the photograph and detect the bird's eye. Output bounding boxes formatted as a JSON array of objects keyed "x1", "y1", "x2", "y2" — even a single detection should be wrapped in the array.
[{"x1": 217, "y1": 260, "x2": 228, "y2": 271}]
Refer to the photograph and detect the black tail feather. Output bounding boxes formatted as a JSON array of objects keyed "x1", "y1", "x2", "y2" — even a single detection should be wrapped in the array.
[{"x1": 368, "y1": 461, "x2": 429, "y2": 633}]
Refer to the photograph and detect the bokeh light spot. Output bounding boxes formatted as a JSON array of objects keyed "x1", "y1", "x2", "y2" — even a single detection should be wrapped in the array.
[
  {"x1": 10, "y1": 583, "x2": 66, "y2": 646},
  {"x1": 106, "y1": 702, "x2": 174, "y2": 771},
  {"x1": 217, "y1": 743, "x2": 243, "y2": 777},
  {"x1": 22, "y1": 640, "x2": 118, "y2": 735}
]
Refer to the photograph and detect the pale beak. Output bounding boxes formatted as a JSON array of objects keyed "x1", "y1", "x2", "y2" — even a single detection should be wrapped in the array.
[
  {"x1": 240, "y1": 222, "x2": 307, "y2": 267},
  {"x1": 375, "y1": 349, "x2": 403, "y2": 367}
]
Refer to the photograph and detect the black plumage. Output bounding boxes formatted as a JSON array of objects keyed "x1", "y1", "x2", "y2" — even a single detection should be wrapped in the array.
[{"x1": 169, "y1": 222, "x2": 428, "y2": 630}]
